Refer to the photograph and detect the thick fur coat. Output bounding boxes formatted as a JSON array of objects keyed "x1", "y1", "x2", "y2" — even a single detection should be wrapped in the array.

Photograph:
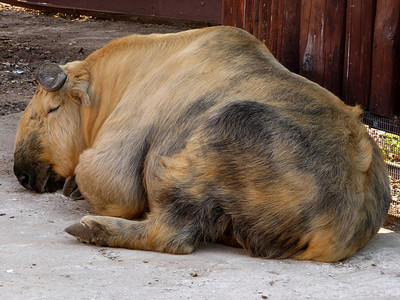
[{"x1": 14, "y1": 26, "x2": 390, "y2": 262}]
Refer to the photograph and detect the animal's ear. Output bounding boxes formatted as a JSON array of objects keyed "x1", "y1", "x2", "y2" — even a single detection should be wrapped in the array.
[
  {"x1": 71, "y1": 87, "x2": 90, "y2": 106},
  {"x1": 63, "y1": 61, "x2": 91, "y2": 106},
  {"x1": 70, "y1": 81, "x2": 90, "y2": 107}
]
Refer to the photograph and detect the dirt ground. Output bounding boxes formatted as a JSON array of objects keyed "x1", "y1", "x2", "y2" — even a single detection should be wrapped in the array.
[
  {"x1": 0, "y1": 3, "x2": 188, "y2": 116},
  {"x1": 1, "y1": 4, "x2": 400, "y2": 299}
]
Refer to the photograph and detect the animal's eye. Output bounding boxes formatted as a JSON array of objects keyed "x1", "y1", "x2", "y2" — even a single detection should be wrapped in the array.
[{"x1": 48, "y1": 105, "x2": 60, "y2": 114}]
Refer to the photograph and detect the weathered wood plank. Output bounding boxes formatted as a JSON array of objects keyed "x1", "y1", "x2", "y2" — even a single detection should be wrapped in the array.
[
  {"x1": 252, "y1": 0, "x2": 260, "y2": 38},
  {"x1": 245, "y1": 0, "x2": 301, "y2": 72},
  {"x1": 342, "y1": 0, "x2": 376, "y2": 108},
  {"x1": 264, "y1": 0, "x2": 280, "y2": 57},
  {"x1": 222, "y1": 0, "x2": 234, "y2": 26},
  {"x1": 276, "y1": 0, "x2": 301, "y2": 73},
  {"x1": 370, "y1": 0, "x2": 400, "y2": 117},
  {"x1": 257, "y1": 0, "x2": 268, "y2": 45},
  {"x1": 244, "y1": 0, "x2": 254, "y2": 34},
  {"x1": 234, "y1": 0, "x2": 245, "y2": 28},
  {"x1": 299, "y1": 0, "x2": 347, "y2": 96}
]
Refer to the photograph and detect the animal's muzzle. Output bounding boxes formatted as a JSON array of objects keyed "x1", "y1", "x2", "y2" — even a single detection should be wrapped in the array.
[
  {"x1": 17, "y1": 171, "x2": 33, "y2": 190},
  {"x1": 13, "y1": 162, "x2": 65, "y2": 193}
]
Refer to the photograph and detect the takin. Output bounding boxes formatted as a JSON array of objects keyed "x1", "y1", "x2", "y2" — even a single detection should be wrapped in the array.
[{"x1": 13, "y1": 26, "x2": 390, "y2": 262}]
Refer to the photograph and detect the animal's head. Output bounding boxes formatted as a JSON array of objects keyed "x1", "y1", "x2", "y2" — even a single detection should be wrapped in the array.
[{"x1": 14, "y1": 62, "x2": 90, "y2": 192}]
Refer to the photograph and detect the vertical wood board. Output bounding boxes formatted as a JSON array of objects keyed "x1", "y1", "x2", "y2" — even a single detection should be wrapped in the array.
[
  {"x1": 370, "y1": 0, "x2": 400, "y2": 116},
  {"x1": 299, "y1": 0, "x2": 347, "y2": 96},
  {"x1": 342, "y1": 0, "x2": 376, "y2": 108}
]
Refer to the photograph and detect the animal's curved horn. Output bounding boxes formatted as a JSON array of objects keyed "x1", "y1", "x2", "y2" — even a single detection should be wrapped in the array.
[{"x1": 36, "y1": 63, "x2": 67, "y2": 92}]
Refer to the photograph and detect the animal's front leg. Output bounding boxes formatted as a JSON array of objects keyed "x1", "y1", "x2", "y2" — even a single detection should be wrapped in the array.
[
  {"x1": 63, "y1": 175, "x2": 84, "y2": 200},
  {"x1": 74, "y1": 147, "x2": 148, "y2": 219}
]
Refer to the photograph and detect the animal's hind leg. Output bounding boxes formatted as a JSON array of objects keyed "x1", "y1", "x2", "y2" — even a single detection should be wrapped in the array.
[{"x1": 65, "y1": 211, "x2": 197, "y2": 254}]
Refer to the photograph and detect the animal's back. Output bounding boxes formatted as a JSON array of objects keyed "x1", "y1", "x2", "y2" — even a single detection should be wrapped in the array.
[{"x1": 147, "y1": 97, "x2": 390, "y2": 262}]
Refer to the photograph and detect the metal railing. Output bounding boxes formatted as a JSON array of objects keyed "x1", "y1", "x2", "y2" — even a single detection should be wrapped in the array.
[{"x1": 363, "y1": 112, "x2": 400, "y2": 218}]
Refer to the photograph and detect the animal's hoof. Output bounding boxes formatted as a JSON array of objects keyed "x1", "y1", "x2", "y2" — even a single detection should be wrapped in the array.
[
  {"x1": 63, "y1": 175, "x2": 84, "y2": 200},
  {"x1": 65, "y1": 222, "x2": 93, "y2": 243},
  {"x1": 70, "y1": 189, "x2": 83, "y2": 200}
]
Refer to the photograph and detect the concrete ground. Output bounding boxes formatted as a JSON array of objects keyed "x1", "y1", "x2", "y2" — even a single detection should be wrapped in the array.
[{"x1": 1, "y1": 113, "x2": 400, "y2": 299}]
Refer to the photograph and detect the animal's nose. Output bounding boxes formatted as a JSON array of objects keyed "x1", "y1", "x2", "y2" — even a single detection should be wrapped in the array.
[{"x1": 18, "y1": 172, "x2": 33, "y2": 190}]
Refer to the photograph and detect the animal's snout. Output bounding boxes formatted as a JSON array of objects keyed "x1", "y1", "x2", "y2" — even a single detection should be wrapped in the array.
[
  {"x1": 13, "y1": 158, "x2": 65, "y2": 193},
  {"x1": 14, "y1": 163, "x2": 36, "y2": 191},
  {"x1": 14, "y1": 161, "x2": 46, "y2": 193},
  {"x1": 17, "y1": 172, "x2": 33, "y2": 191}
]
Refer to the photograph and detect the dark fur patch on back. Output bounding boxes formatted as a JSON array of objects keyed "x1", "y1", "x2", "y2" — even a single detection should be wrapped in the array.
[
  {"x1": 156, "y1": 95, "x2": 217, "y2": 157},
  {"x1": 206, "y1": 100, "x2": 356, "y2": 216}
]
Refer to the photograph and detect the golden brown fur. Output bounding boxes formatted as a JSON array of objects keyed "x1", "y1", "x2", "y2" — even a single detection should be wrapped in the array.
[{"x1": 14, "y1": 26, "x2": 390, "y2": 262}]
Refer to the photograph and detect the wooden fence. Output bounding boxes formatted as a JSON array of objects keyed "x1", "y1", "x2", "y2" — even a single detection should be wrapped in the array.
[
  {"x1": 222, "y1": 0, "x2": 400, "y2": 118},
  {"x1": 2, "y1": 0, "x2": 222, "y2": 25}
]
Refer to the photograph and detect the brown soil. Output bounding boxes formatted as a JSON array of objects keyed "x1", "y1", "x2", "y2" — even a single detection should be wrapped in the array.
[{"x1": 0, "y1": 3, "x2": 189, "y2": 116}]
